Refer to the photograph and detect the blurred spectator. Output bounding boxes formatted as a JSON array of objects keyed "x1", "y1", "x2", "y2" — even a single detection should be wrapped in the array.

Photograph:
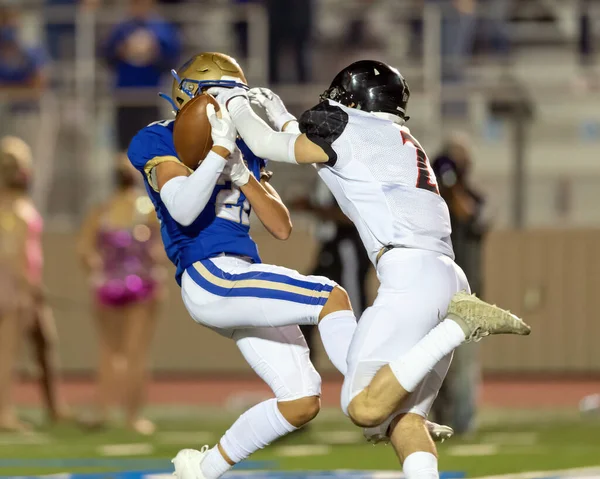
[
  {"x1": 44, "y1": 0, "x2": 73, "y2": 61},
  {"x1": 45, "y1": 0, "x2": 83, "y2": 61},
  {"x1": 431, "y1": 132, "x2": 489, "y2": 435},
  {"x1": 476, "y1": 0, "x2": 511, "y2": 60},
  {"x1": 420, "y1": 0, "x2": 476, "y2": 68},
  {"x1": 104, "y1": 0, "x2": 180, "y2": 152},
  {"x1": 406, "y1": 1, "x2": 477, "y2": 115},
  {"x1": 434, "y1": 0, "x2": 476, "y2": 117},
  {"x1": 77, "y1": 155, "x2": 165, "y2": 435},
  {"x1": 45, "y1": 0, "x2": 100, "y2": 61},
  {"x1": 0, "y1": 5, "x2": 49, "y2": 164},
  {"x1": 232, "y1": 0, "x2": 254, "y2": 61},
  {"x1": 0, "y1": 139, "x2": 28, "y2": 432},
  {"x1": 576, "y1": 0, "x2": 597, "y2": 90},
  {"x1": 266, "y1": 0, "x2": 312, "y2": 84},
  {"x1": 0, "y1": 6, "x2": 48, "y2": 96},
  {"x1": 0, "y1": 136, "x2": 69, "y2": 431},
  {"x1": 339, "y1": 0, "x2": 382, "y2": 49},
  {"x1": 292, "y1": 180, "x2": 371, "y2": 367},
  {"x1": 415, "y1": 0, "x2": 511, "y2": 114}
]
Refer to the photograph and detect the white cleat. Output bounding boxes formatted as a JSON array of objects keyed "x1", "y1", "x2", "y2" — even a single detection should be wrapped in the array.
[
  {"x1": 447, "y1": 291, "x2": 531, "y2": 342},
  {"x1": 426, "y1": 420, "x2": 454, "y2": 443},
  {"x1": 172, "y1": 446, "x2": 210, "y2": 479},
  {"x1": 363, "y1": 414, "x2": 395, "y2": 445},
  {"x1": 364, "y1": 418, "x2": 453, "y2": 445}
]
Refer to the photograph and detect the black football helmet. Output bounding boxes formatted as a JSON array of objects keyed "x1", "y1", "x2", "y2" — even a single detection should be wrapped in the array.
[{"x1": 320, "y1": 60, "x2": 410, "y2": 122}]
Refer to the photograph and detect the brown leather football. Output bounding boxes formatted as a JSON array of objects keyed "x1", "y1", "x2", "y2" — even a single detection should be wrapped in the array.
[{"x1": 173, "y1": 93, "x2": 220, "y2": 169}]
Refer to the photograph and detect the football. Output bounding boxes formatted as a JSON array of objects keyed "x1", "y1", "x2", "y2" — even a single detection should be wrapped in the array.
[{"x1": 173, "y1": 93, "x2": 220, "y2": 169}]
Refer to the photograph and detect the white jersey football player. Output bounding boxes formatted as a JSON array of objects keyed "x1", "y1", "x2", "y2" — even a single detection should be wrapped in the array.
[{"x1": 206, "y1": 60, "x2": 531, "y2": 479}]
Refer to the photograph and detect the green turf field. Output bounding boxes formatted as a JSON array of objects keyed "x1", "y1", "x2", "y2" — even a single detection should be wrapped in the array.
[{"x1": 1, "y1": 407, "x2": 599, "y2": 477}]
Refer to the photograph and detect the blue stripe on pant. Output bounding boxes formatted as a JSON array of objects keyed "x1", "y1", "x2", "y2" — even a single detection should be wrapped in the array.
[{"x1": 199, "y1": 259, "x2": 333, "y2": 291}]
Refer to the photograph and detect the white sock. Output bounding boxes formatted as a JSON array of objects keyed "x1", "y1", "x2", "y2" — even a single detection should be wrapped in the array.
[
  {"x1": 389, "y1": 319, "x2": 465, "y2": 392},
  {"x1": 202, "y1": 398, "x2": 295, "y2": 478},
  {"x1": 318, "y1": 310, "x2": 357, "y2": 375},
  {"x1": 403, "y1": 451, "x2": 439, "y2": 479},
  {"x1": 200, "y1": 446, "x2": 231, "y2": 479}
]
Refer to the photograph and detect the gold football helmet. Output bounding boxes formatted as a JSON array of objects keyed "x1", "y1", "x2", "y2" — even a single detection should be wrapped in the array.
[{"x1": 160, "y1": 52, "x2": 248, "y2": 114}]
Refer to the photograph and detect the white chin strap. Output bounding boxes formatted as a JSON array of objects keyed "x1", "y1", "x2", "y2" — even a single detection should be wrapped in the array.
[{"x1": 372, "y1": 111, "x2": 405, "y2": 125}]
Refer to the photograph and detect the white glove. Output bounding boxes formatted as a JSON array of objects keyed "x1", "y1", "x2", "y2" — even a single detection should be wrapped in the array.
[
  {"x1": 248, "y1": 87, "x2": 296, "y2": 131},
  {"x1": 207, "y1": 86, "x2": 249, "y2": 108},
  {"x1": 206, "y1": 103, "x2": 237, "y2": 154},
  {"x1": 226, "y1": 148, "x2": 251, "y2": 187}
]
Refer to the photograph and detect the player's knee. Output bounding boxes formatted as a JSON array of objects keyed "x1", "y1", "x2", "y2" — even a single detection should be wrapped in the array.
[
  {"x1": 277, "y1": 396, "x2": 321, "y2": 428},
  {"x1": 347, "y1": 396, "x2": 388, "y2": 428},
  {"x1": 319, "y1": 286, "x2": 352, "y2": 320}
]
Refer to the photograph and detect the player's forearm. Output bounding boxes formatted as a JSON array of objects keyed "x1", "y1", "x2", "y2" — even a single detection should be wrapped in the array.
[
  {"x1": 240, "y1": 176, "x2": 292, "y2": 240},
  {"x1": 160, "y1": 151, "x2": 227, "y2": 226},
  {"x1": 227, "y1": 97, "x2": 299, "y2": 164}
]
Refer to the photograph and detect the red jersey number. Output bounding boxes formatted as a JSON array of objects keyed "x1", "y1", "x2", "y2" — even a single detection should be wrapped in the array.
[{"x1": 400, "y1": 130, "x2": 439, "y2": 195}]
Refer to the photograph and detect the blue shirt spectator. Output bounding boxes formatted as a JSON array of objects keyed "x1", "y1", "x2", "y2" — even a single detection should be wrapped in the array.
[
  {"x1": 44, "y1": 0, "x2": 77, "y2": 61},
  {"x1": 0, "y1": 25, "x2": 48, "y2": 90},
  {"x1": 104, "y1": 0, "x2": 181, "y2": 89}
]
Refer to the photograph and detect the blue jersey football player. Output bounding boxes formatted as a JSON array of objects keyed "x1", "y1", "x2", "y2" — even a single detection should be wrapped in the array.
[{"x1": 127, "y1": 52, "x2": 357, "y2": 479}]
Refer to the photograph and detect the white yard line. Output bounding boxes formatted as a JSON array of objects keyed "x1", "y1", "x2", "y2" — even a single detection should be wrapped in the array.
[
  {"x1": 367, "y1": 472, "x2": 405, "y2": 479},
  {"x1": 473, "y1": 466, "x2": 600, "y2": 479},
  {"x1": 311, "y1": 430, "x2": 363, "y2": 444},
  {"x1": 275, "y1": 444, "x2": 332, "y2": 457},
  {"x1": 447, "y1": 444, "x2": 500, "y2": 457},
  {"x1": 0, "y1": 432, "x2": 52, "y2": 445},
  {"x1": 481, "y1": 432, "x2": 539, "y2": 446},
  {"x1": 146, "y1": 470, "x2": 600, "y2": 479},
  {"x1": 98, "y1": 443, "x2": 154, "y2": 456}
]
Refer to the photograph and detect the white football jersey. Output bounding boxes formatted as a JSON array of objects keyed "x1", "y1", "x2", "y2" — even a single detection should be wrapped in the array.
[{"x1": 299, "y1": 100, "x2": 453, "y2": 265}]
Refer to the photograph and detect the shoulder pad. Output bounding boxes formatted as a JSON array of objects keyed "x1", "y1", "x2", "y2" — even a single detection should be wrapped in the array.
[
  {"x1": 128, "y1": 121, "x2": 177, "y2": 173},
  {"x1": 299, "y1": 101, "x2": 349, "y2": 166}
]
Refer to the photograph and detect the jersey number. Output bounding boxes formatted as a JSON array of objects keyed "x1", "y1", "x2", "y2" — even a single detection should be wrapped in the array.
[
  {"x1": 215, "y1": 182, "x2": 251, "y2": 226},
  {"x1": 400, "y1": 130, "x2": 439, "y2": 195}
]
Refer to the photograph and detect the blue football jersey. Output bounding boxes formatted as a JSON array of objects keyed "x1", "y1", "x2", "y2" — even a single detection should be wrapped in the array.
[{"x1": 127, "y1": 119, "x2": 263, "y2": 283}]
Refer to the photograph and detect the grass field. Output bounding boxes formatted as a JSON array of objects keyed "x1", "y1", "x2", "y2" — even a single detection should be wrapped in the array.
[{"x1": 1, "y1": 406, "x2": 599, "y2": 478}]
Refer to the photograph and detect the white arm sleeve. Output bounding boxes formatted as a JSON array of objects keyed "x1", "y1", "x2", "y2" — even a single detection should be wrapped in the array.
[
  {"x1": 159, "y1": 151, "x2": 226, "y2": 227},
  {"x1": 228, "y1": 97, "x2": 299, "y2": 164}
]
